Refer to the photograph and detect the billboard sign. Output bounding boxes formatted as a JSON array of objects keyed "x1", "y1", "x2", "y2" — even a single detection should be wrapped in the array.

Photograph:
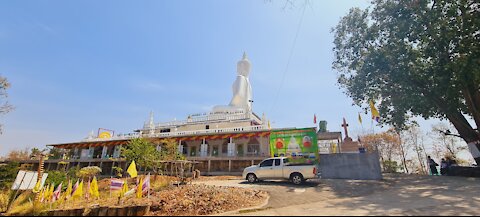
[{"x1": 269, "y1": 128, "x2": 319, "y2": 164}]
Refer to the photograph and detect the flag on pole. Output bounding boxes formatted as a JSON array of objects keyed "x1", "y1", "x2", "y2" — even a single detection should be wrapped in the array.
[
  {"x1": 127, "y1": 160, "x2": 138, "y2": 178},
  {"x1": 267, "y1": 120, "x2": 271, "y2": 130},
  {"x1": 65, "y1": 180, "x2": 72, "y2": 201},
  {"x1": 313, "y1": 114, "x2": 317, "y2": 124},
  {"x1": 39, "y1": 185, "x2": 47, "y2": 203},
  {"x1": 90, "y1": 177, "x2": 100, "y2": 199},
  {"x1": 358, "y1": 113, "x2": 363, "y2": 124},
  {"x1": 72, "y1": 181, "x2": 83, "y2": 200},
  {"x1": 110, "y1": 178, "x2": 124, "y2": 190},
  {"x1": 369, "y1": 100, "x2": 380, "y2": 122},
  {"x1": 120, "y1": 181, "x2": 128, "y2": 198},
  {"x1": 142, "y1": 173, "x2": 150, "y2": 195},
  {"x1": 136, "y1": 177, "x2": 144, "y2": 198},
  {"x1": 71, "y1": 180, "x2": 79, "y2": 196},
  {"x1": 52, "y1": 182, "x2": 62, "y2": 202},
  {"x1": 32, "y1": 178, "x2": 43, "y2": 193}
]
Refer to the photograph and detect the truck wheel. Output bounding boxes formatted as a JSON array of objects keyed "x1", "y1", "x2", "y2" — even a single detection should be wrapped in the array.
[
  {"x1": 291, "y1": 173, "x2": 304, "y2": 185},
  {"x1": 247, "y1": 174, "x2": 257, "y2": 183}
]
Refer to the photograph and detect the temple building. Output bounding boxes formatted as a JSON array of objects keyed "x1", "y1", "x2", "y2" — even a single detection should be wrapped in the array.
[{"x1": 15, "y1": 53, "x2": 354, "y2": 176}]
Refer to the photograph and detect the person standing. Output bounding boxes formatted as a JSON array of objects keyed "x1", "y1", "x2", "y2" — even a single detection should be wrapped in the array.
[
  {"x1": 440, "y1": 158, "x2": 448, "y2": 175},
  {"x1": 427, "y1": 156, "x2": 439, "y2": 175}
]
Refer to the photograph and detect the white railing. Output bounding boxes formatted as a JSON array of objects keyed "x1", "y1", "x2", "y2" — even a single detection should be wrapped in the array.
[
  {"x1": 83, "y1": 124, "x2": 268, "y2": 142},
  {"x1": 143, "y1": 111, "x2": 262, "y2": 130}
]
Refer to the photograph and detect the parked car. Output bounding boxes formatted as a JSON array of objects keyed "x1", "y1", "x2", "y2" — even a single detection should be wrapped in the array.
[{"x1": 242, "y1": 157, "x2": 318, "y2": 185}]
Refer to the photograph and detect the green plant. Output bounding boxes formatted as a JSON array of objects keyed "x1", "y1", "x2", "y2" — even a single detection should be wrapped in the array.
[
  {"x1": 77, "y1": 166, "x2": 102, "y2": 181},
  {"x1": 0, "y1": 162, "x2": 20, "y2": 189},
  {"x1": 46, "y1": 171, "x2": 67, "y2": 187},
  {"x1": 382, "y1": 160, "x2": 401, "y2": 173},
  {"x1": 112, "y1": 166, "x2": 123, "y2": 178}
]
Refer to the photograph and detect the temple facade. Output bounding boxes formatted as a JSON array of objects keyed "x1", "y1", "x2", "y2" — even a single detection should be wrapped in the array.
[{"x1": 15, "y1": 53, "x2": 352, "y2": 176}]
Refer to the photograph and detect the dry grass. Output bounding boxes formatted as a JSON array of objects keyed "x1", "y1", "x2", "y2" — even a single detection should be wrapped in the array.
[{"x1": 0, "y1": 190, "x2": 10, "y2": 213}]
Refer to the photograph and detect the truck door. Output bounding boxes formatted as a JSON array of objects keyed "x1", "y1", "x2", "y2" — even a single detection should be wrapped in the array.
[
  {"x1": 257, "y1": 159, "x2": 275, "y2": 179},
  {"x1": 273, "y1": 158, "x2": 283, "y2": 178}
]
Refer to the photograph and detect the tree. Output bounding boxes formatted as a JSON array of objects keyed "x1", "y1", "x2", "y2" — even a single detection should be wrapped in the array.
[
  {"x1": 430, "y1": 123, "x2": 471, "y2": 164},
  {"x1": 332, "y1": 0, "x2": 480, "y2": 165},
  {"x1": 76, "y1": 166, "x2": 102, "y2": 181},
  {"x1": 402, "y1": 124, "x2": 428, "y2": 174},
  {"x1": 6, "y1": 149, "x2": 30, "y2": 161},
  {"x1": 0, "y1": 76, "x2": 13, "y2": 133},
  {"x1": 122, "y1": 138, "x2": 161, "y2": 172},
  {"x1": 361, "y1": 130, "x2": 406, "y2": 172}
]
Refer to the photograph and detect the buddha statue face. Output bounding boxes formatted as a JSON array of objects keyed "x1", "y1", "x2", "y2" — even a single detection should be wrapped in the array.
[{"x1": 237, "y1": 53, "x2": 251, "y2": 77}]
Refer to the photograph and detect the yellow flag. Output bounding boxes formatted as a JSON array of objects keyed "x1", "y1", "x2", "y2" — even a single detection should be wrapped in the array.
[
  {"x1": 48, "y1": 184, "x2": 55, "y2": 202},
  {"x1": 64, "y1": 180, "x2": 72, "y2": 201},
  {"x1": 120, "y1": 181, "x2": 128, "y2": 198},
  {"x1": 369, "y1": 100, "x2": 380, "y2": 122},
  {"x1": 268, "y1": 120, "x2": 271, "y2": 130},
  {"x1": 72, "y1": 181, "x2": 83, "y2": 200},
  {"x1": 136, "y1": 178, "x2": 143, "y2": 199},
  {"x1": 127, "y1": 160, "x2": 138, "y2": 178},
  {"x1": 32, "y1": 179, "x2": 42, "y2": 193},
  {"x1": 89, "y1": 177, "x2": 100, "y2": 199},
  {"x1": 358, "y1": 113, "x2": 363, "y2": 124}
]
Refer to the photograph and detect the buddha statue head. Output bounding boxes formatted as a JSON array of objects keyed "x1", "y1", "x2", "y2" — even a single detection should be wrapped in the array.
[{"x1": 237, "y1": 52, "x2": 251, "y2": 77}]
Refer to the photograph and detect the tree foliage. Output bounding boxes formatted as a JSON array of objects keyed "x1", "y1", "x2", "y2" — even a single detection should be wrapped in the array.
[
  {"x1": 6, "y1": 149, "x2": 30, "y2": 161},
  {"x1": 76, "y1": 166, "x2": 102, "y2": 181},
  {"x1": 122, "y1": 138, "x2": 161, "y2": 171},
  {"x1": 332, "y1": 0, "x2": 480, "y2": 163},
  {"x1": 0, "y1": 76, "x2": 13, "y2": 133},
  {"x1": 0, "y1": 162, "x2": 19, "y2": 189}
]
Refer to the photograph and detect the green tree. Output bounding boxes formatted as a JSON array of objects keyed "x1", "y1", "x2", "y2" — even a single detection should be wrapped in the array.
[
  {"x1": 0, "y1": 162, "x2": 20, "y2": 189},
  {"x1": 332, "y1": 0, "x2": 480, "y2": 164},
  {"x1": 122, "y1": 138, "x2": 161, "y2": 172},
  {"x1": 76, "y1": 166, "x2": 102, "y2": 181}
]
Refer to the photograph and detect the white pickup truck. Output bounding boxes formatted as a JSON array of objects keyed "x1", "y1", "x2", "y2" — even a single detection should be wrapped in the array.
[{"x1": 242, "y1": 157, "x2": 318, "y2": 185}]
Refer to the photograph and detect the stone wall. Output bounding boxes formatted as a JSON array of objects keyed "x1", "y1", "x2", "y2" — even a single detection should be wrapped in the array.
[{"x1": 319, "y1": 153, "x2": 382, "y2": 180}]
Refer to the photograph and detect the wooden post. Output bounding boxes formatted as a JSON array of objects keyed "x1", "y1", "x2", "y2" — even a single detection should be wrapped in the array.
[
  {"x1": 228, "y1": 160, "x2": 232, "y2": 173},
  {"x1": 207, "y1": 160, "x2": 211, "y2": 175}
]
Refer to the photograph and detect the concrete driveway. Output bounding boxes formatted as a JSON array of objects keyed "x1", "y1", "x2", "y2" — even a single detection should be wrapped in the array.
[{"x1": 194, "y1": 174, "x2": 480, "y2": 216}]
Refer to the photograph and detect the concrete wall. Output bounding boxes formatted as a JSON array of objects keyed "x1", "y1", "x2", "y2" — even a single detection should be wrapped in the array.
[{"x1": 319, "y1": 153, "x2": 382, "y2": 180}]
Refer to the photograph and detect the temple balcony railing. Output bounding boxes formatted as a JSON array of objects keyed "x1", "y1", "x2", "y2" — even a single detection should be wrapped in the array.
[
  {"x1": 143, "y1": 111, "x2": 262, "y2": 129},
  {"x1": 83, "y1": 124, "x2": 269, "y2": 142}
]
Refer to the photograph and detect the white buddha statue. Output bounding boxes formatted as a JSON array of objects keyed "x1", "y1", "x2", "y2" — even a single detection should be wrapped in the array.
[{"x1": 212, "y1": 52, "x2": 253, "y2": 113}]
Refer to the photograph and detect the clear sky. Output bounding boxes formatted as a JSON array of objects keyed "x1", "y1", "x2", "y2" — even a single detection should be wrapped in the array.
[{"x1": 0, "y1": 0, "x2": 471, "y2": 161}]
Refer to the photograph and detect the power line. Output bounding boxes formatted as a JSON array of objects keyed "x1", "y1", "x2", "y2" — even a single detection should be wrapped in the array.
[{"x1": 269, "y1": 1, "x2": 307, "y2": 115}]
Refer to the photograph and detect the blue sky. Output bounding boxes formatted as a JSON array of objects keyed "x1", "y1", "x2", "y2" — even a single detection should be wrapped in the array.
[{"x1": 0, "y1": 0, "x2": 466, "y2": 159}]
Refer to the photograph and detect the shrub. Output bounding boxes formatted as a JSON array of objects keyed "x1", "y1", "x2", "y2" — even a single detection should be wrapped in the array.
[{"x1": 0, "y1": 162, "x2": 20, "y2": 189}]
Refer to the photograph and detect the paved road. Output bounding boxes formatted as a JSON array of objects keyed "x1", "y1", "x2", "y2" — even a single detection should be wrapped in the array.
[{"x1": 194, "y1": 174, "x2": 480, "y2": 216}]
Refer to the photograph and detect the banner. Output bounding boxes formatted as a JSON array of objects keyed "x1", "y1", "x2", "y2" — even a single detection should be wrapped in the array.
[{"x1": 269, "y1": 128, "x2": 319, "y2": 164}]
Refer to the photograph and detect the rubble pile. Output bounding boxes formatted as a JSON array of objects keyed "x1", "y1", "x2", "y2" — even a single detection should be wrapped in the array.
[{"x1": 150, "y1": 184, "x2": 267, "y2": 216}]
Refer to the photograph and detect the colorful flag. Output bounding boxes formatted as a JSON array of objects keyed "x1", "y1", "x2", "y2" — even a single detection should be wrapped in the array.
[
  {"x1": 120, "y1": 181, "x2": 128, "y2": 198},
  {"x1": 313, "y1": 114, "x2": 317, "y2": 124},
  {"x1": 267, "y1": 120, "x2": 271, "y2": 130},
  {"x1": 90, "y1": 177, "x2": 100, "y2": 199},
  {"x1": 71, "y1": 180, "x2": 79, "y2": 196},
  {"x1": 369, "y1": 100, "x2": 380, "y2": 122},
  {"x1": 52, "y1": 182, "x2": 62, "y2": 202},
  {"x1": 32, "y1": 178, "x2": 43, "y2": 193},
  {"x1": 127, "y1": 160, "x2": 138, "y2": 178},
  {"x1": 65, "y1": 180, "x2": 72, "y2": 200},
  {"x1": 142, "y1": 174, "x2": 150, "y2": 195},
  {"x1": 358, "y1": 113, "x2": 363, "y2": 124},
  {"x1": 39, "y1": 186, "x2": 46, "y2": 203},
  {"x1": 72, "y1": 181, "x2": 83, "y2": 200},
  {"x1": 110, "y1": 178, "x2": 124, "y2": 190},
  {"x1": 136, "y1": 178, "x2": 144, "y2": 198}
]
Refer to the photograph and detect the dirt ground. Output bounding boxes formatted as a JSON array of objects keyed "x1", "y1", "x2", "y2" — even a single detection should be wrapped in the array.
[{"x1": 194, "y1": 174, "x2": 480, "y2": 216}]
